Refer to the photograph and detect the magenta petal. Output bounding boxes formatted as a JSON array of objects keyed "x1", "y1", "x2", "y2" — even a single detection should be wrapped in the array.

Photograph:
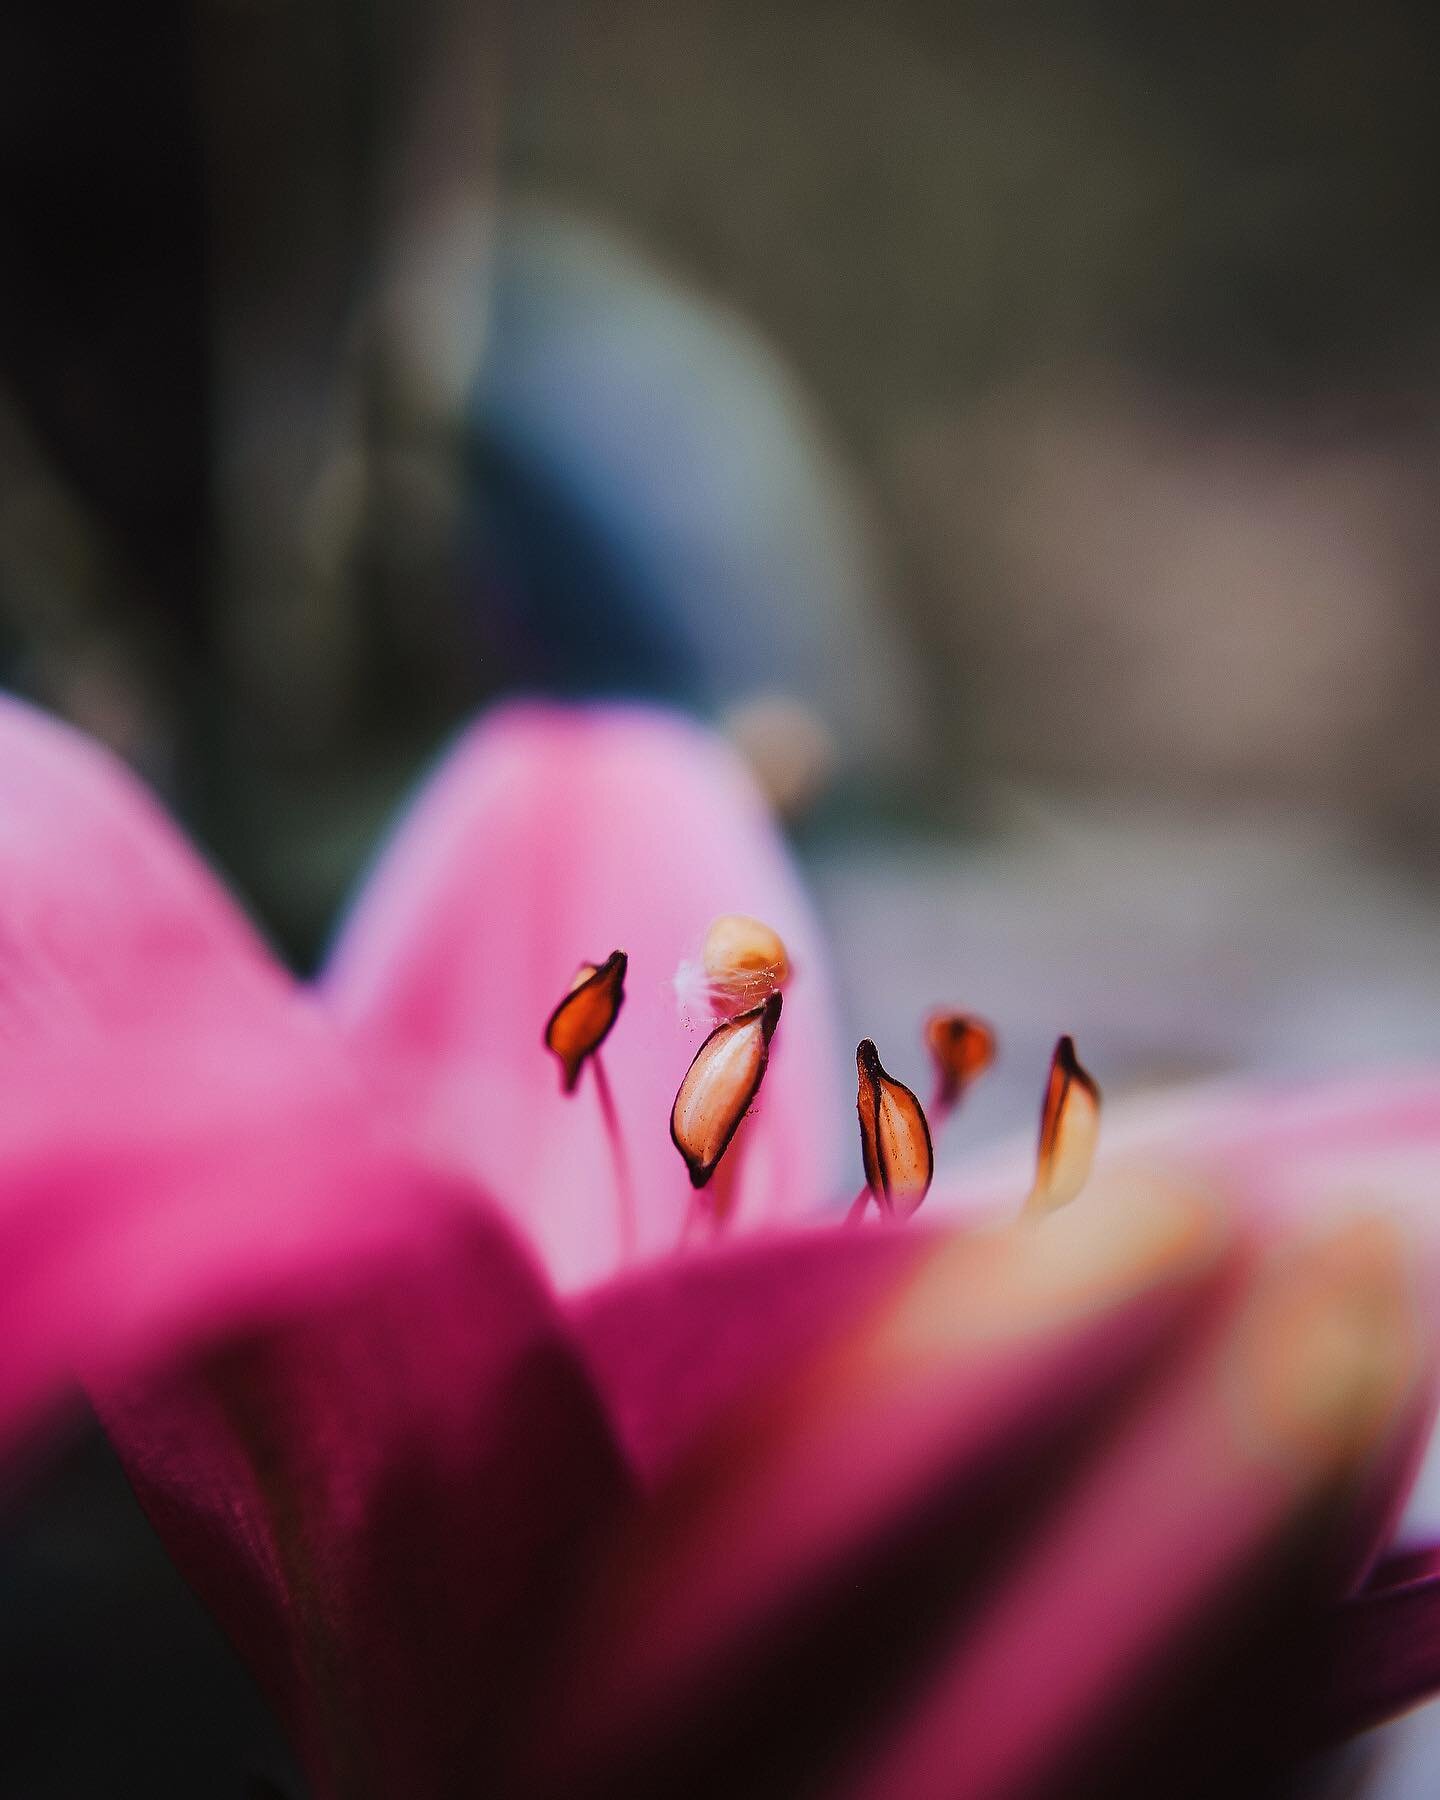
[
  {"x1": 531, "y1": 1188, "x2": 1240, "y2": 1796},
  {"x1": 839, "y1": 1223, "x2": 1430, "y2": 1800},
  {"x1": 571, "y1": 1223, "x2": 933, "y2": 1487},
  {"x1": 322, "y1": 703, "x2": 845, "y2": 1287},
  {"x1": 101, "y1": 1195, "x2": 630, "y2": 1800},
  {"x1": 0, "y1": 694, "x2": 290, "y2": 1037},
  {"x1": 0, "y1": 1026, "x2": 439, "y2": 1456}
]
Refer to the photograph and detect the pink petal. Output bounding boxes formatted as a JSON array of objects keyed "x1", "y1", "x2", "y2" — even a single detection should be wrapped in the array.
[
  {"x1": 322, "y1": 703, "x2": 844, "y2": 1288},
  {"x1": 0, "y1": 1025, "x2": 446, "y2": 1458},
  {"x1": 841, "y1": 1219, "x2": 1430, "y2": 1800},
  {"x1": 0, "y1": 696, "x2": 378, "y2": 1452},
  {"x1": 0, "y1": 693, "x2": 290, "y2": 1038},
  {"x1": 570, "y1": 1221, "x2": 934, "y2": 1487},
  {"x1": 528, "y1": 1179, "x2": 1243, "y2": 1796},
  {"x1": 0, "y1": 699, "x2": 633, "y2": 1794},
  {"x1": 100, "y1": 1190, "x2": 630, "y2": 1800},
  {"x1": 933, "y1": 1066, "x2": 1440, "y2": 1234},
  {"x1": 935, "y1": 1067, "x2": 1440, "y2": 1565}
]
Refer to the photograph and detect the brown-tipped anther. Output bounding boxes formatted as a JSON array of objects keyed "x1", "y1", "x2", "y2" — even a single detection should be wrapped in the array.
[
  {"x1": 544, "y1": 950, "x2": 627, "y2": 1093},
  {"x1": 701, "y1": 913, "x2": 791, "y2": 1007},
  {"x1": 671, "y1": 992, "x2": 782, "y2": 1189},
  {"x1": 856, "y1": 1039, "x2": 935, "y2": 1219},
  {"x1": 1026, "y1": 1033, "x2": 1101, "y2": 1216},
  {"x1": 924, "y1": 1010, "x2": 997, "y2": 1110}
]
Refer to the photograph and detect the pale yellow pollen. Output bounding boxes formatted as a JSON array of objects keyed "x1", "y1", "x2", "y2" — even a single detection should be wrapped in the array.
[
  {"x1": 1238, "y1": 1214, "x2": 1420, "y2": 1471},
  {"x1": 701, "y1": 914, "x2": 791, "y2": 1003}
]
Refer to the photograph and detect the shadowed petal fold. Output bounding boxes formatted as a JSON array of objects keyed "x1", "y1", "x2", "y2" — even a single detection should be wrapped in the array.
[
  {"x1": 1310, "y1": 1550, "x2": 1440, "y2": 1748},
  {"x1": 322, "y1": 703, "x2": 844, "y2": 1286},
  {"x1": 101, "y1": 1192, "x2": 631, "y2": 1800}
]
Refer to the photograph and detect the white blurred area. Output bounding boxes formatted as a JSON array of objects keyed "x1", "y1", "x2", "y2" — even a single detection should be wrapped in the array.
[{"x1": 812, "y1": 801, "x2": 1440, "y2": 1166}]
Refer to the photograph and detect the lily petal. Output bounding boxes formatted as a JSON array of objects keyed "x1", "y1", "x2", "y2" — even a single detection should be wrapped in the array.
[
  {"x1": 0, "y1": 698, "x2": 636, "y2": 1798},
  {"x1": 322, "y1": 703, "x2": 844, "y2": 1287},
  {"x1": 1318, "y1": 1561, "x2": 1440, "y2": 1747},
  {"x1": 570, "y1": 1222, "x2": 933, "y2": 1487},
  {"x1": 529, "y1": 1175, "x2": 1241, "y2": 1797},
  {"x1": 101, "y1": 1189, "x2": 630, "y2": 1800},
  {"x1": 933, "y1": 1066, "x2": 1440, "y2": 1233},
  {"x1": 0, "y1": 692, "x2": 291, "y2": 1038},
  {"x1": 0, "y1": 1025, "x2": 433, "y2": 1455},
  {"x1": 0, "y1": 696, "x2": 386, "y2": 1452},
  {"x1": 841, "y1": 1215, "x2": 1430, "y2": 1800}
]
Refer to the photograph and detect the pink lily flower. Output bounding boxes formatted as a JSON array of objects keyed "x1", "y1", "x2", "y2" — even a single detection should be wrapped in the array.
[{"x1": 3, "y1": 693, "x2": 1440, "y2": 1798}]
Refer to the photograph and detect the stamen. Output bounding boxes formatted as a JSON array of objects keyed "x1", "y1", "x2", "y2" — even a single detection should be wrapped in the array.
[
  {"x1": 854, "y1": 1039, "x2": 934, "y2": 1221},
  {"x1": 544, "y1": 950, "x2": 627, "y2": 1093},
  {"x1": 1025, "y1": 1034, "x2": 1101, "y2": 1216},
  {"x1": 924, "y1": 1010, "x2": 997, "y2": 1118},
  {"x1": 590, "y1": 1052, "x2": 637, "y2": 1260},
  {"x1": 670, "y1": 993, "x2": 782, "y2": 1189},
  {"x1": 700, "y1": 914, "x2": 791, "y2": 1010}
]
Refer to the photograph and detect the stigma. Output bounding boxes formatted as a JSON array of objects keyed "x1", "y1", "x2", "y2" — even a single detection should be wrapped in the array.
[
  {"x1": 671, "y1": 993, "x2": 782, "y2": 1188},
  {"x1": 544, "y1": 950, "x2": 627, "y2": 1093}
]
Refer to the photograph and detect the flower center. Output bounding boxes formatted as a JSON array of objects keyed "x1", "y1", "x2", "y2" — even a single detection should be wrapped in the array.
[{"x1": 544, "y1": 917, "x2": 1106, "y2": 1252}]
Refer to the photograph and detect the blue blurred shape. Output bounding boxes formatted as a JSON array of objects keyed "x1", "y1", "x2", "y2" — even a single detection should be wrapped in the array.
[{"x1": 467, "y1": 208, "x2": 898, "y2": 745}]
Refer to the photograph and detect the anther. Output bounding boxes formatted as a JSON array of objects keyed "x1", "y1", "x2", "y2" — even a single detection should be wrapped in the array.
[
  {"x1": 924, "y1": 1010, "x2": 997, "y2": 1116},
  {"x1": 852, "y1": 1039, "x2": 934, "y2": 1222},
  {"x1": 671, "y1": 993, "x2": 782, "y2": 1189},
  {"x1": 544, "y1": 950, "x2": 627, "y2": 1093},
  {"x1": 1025, "y1": 1034, "x2": 1101, "y2": 1216}
]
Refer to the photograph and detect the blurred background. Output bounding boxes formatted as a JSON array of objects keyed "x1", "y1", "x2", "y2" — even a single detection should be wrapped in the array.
[{"x1": 4, "y1": 0, "x2": 1440, "y2": 1790}]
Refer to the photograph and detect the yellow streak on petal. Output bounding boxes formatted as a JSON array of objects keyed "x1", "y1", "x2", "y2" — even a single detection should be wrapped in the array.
[
  {"x1": 872, "y1": 1169, "x2": 1231, "y2": 1370},
  {"x1": 1235, "y1": 1214, "x2": 1422, "y2": 1474}
]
